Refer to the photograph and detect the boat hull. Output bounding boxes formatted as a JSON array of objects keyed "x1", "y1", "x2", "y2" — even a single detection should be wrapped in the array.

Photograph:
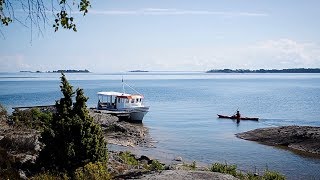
[
  {"x1": 217, "y1": 114, "x2": 259, "y2": 121},
  {"x1": 128, "y1": 106, "x2": 149, "y2": 122}
]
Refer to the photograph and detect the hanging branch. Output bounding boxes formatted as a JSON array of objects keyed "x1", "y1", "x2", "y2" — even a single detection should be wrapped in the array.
[{"x1": 0, "y1": 0, "x2": 91, "y2": 39}]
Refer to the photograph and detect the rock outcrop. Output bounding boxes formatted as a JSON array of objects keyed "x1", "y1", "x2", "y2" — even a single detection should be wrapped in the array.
[
  {"x1": 236, "y1": 126, "x2": 320, "y2": 155},
  {"x1": 138, "y1": 170, "x2": 238, "y2": 180},
  {"x1": 90, "y1": 109, "x2": 152, "y2": 147}
]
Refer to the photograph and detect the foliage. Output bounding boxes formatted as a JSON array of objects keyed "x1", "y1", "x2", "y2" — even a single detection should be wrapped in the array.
[
  {"x1": 148, "y1": 160, "x2": 165, "y2": 171},
  {"x1": 210, "y1": 162, "x2": 238, "y2": 177},
  {"x1": 37, "y1": 73, "x2": 107, "y2": 174},
  {"x1": 0, "y1": 0, "x2": 12, "y2": 26},
  {"x1": 0, "y1": 0, "x2": 91, "y2": 35},
  {"x1": 10, "y1": 108, "x2": 52, "y2": 130},
  {"x1": 119, "y1": 151, "x2": 138, "y2": 166},
  {"x1": 74, "y1": 162, "x2": 111, "y2": 180},
  {"x1": 262, "y1": 170, "x2": 285, "y2": 180},
  {"x1": 210, "y1": 162, "x2": 286, "y2": 180}
]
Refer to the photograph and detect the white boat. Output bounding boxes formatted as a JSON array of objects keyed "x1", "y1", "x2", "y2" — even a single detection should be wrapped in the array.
[{"x1": 97, "y1": 81, "x2": 149, "y2": 122}]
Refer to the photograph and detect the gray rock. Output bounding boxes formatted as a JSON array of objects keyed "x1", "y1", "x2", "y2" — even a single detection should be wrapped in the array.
[
  {"x1": 174, "y1": 156, "x2": 183, "y2": 161},
  {"x1": 137, "y1": 170, "x2": 238, "y2": 180},
  {"x1": 236, "y1": 125, "x2": 320, "y2": 155},
  {"x1": 19, "y1": 169, "x2": 27, "y2": 180},
  {"x1": 89, "y1": 109, "x2": 152, "y2": 147}
]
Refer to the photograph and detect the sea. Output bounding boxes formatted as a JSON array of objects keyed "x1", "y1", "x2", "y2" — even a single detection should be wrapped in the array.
[{"x1": 0, "y1": 72, "x2": 320, "y2": 179}]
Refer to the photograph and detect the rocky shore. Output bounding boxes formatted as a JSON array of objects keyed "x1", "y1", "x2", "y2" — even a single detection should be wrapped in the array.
[
  {"x1": 89, "y1": 109, "x2": 153, "y2": 147},
  {"x1": 0, "y1": 108, "x2": 239, "y2": 179},
  {"x1": 236, "y1": 126, "x2": 320, "y2": 155}
]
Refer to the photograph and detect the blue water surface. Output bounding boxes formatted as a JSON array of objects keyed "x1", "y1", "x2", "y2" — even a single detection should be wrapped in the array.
[{"x1": 1, "y1": 72, "x2": 320, "y2": 179}]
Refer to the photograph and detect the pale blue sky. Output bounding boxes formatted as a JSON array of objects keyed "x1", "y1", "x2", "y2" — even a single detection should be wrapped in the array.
[{"x1": 1, "y1": 0, "x2": 320, "y2": 72}]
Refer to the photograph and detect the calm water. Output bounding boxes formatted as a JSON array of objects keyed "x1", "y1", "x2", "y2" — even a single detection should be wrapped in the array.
[{"x1": 1, "y1": 72, "x2": 320, "y2": 179}]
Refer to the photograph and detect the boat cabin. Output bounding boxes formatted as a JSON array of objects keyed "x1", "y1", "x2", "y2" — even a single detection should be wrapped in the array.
[{"x1": 97, "y1": 91, "x2": 145, "y2": 110}]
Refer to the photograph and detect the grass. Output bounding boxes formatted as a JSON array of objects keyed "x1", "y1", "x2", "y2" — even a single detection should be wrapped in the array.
[{"x1": 210, "y1": 162, "x2": 286, "y2": 180}]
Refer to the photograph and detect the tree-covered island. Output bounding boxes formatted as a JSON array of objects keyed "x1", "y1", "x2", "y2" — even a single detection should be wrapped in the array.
[
  {"x1": 206, "y1": 68, "x2": 320, "y2": 73},
  {"x1": 20, "y1": 69, "x2": 91, "y2": 73}
]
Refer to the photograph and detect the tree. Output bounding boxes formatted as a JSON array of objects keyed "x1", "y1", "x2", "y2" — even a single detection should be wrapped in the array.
[
  {"x1": 0, "y1": 0, "x2": 91, "y2": 37},
  {"x1": 38, "y1": 73, "x2": 107, "y2": 174}
]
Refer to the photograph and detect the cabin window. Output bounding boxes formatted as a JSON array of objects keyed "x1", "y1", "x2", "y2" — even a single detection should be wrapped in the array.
[
  {"x1": 131, "y1": 99, "x2": 134, "y2": 103},
  {"x1": 118, "y1": 98, "x2": 120, "y2": 103},
  {"x1": 126, "y1": 99, "x2": 129, "y2": 103}
]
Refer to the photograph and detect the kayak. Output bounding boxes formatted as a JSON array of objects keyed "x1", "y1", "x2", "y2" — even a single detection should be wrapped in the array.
[{"x1": 217, "y1": 114, "x2": 259, "y2": 121}]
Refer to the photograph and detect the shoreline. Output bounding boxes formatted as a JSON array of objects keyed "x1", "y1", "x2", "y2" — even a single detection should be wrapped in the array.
[
  {"x1": 0, "y1": 110, "x2": 239, "y2": 179},
  {"x1": 236, "y1": 125, "x2": 320, "y2": 156},
  {"x1": 2, "y1": 108, "x2": 316, "y2": 179}
]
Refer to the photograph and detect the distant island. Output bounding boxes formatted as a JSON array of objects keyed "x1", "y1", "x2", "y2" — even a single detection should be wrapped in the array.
[
  {"x1": 128, "y1": 70, "x2": 149, "y2": 72},
  {"x1": 20, "y1": 69, "x2": 90, "y2": 73},
  {"x1": 206, "y1": 68, "x2": 320, "y2": 73},
  {"x1": 50, "y1": 69, "x2": 90, "y2": 73}
]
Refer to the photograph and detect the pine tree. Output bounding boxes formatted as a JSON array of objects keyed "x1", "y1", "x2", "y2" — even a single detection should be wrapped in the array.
[{"x1": 38, "y1": 73, "x2": 107, "y2": 174}]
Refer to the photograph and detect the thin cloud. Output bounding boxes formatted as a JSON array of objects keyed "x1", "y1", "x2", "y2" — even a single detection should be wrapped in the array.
[
  {"x1": 89, "y1": 8, "x2": 269, "y2": 17},
  {"x1": 14, "y1": 8, "x2": 268, "y2": 17}
]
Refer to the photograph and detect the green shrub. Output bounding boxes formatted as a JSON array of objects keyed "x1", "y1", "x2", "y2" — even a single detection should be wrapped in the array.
[
  {"x1": 119, "y1": 151, "x2": 138, "y2": 166},
  {"x1": 148, "y1": 160, "x2": 164, "y2": 171},
  {"x1": 210, "y1": 162, "x2": 238, "y2": 177},
  {"x1": 74, "y1": 162, "x2": 111, "y2": 180},
  {"x1": 37, "y1": 73, "x2": 107, "y2": 174},
  {"x1": 262, "y1": 170, "x2": 285, "y2": 180},
  {"x1": 10, "y1": 108, "x2": 52, "y2": 130},
  {"x1": 210, "y1": 162, "x2": 286, "y2": 180}
]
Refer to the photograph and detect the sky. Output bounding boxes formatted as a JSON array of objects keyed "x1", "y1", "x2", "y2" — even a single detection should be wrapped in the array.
[{"x1": 1, "y1": 0, "x2": 320, "y2": 73}]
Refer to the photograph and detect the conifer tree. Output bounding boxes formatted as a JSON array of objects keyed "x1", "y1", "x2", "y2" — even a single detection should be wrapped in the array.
[{"x1": 38, "y1": 73, "x2": 107, "y2": 174}]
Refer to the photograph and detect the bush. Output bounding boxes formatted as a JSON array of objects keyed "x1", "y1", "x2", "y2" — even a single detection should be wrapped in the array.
[
  {"x1": 10, "y1": 108, "x2": 52, "y2": 130},
  {"x1": 148, "y1": 160, "x2": 164, "y2": 171},
  {"x1": 210, "y1": 162, "x2": 238, "y2": 177},
  {"x1": 74, "y1": 162, "x2": 111, "y2": 180},
  {"x1": 37, "y1": 73, "x2": 107, "y2": 174},
  {"x1": 119, "y1": 151, "x2": 138, "y2": 166},
  {"x1": 210, "y1": 162, "x2": 286, "y2": 180},
  {"x1": 262, "y1": 170, "x2": 285, "y2": 180}
]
